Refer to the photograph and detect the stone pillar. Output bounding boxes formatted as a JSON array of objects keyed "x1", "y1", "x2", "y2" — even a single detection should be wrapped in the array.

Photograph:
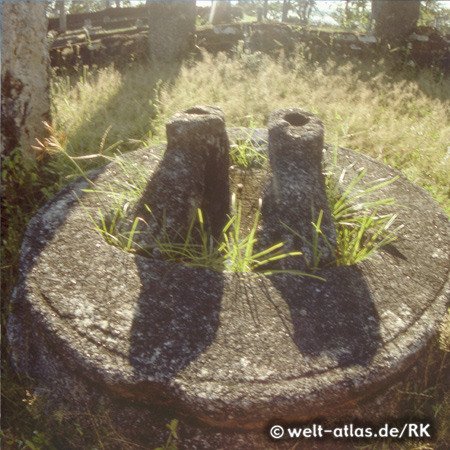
[
  {"x1": 147, "y1": 1, "x2": 196, "y2": 62},
  {"x1": 135, "y1": 106, "x2": 230, "y2": 245},
  {"x1": 1, "y1": 1, "x2": 50, "y2": 158},
  {"x1": 261, "y1": 108, "x2": 336, "y2": 270}
]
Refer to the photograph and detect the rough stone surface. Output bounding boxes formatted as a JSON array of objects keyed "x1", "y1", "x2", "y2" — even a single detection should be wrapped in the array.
[
  {"x1": 131, "y1": 105, "x2": 230, "y2": 247},
  {"x1": 1, "y1": 0, "x2": 50, "y2": 157},
  {"x1": 7, "y1": 124, "x2": 450, "y2": 447},
  {"x1": 147, "y1": 1, "x2": 196, "y2": 62},
  {"x1": 260, "y1": 108, "x2": 337, "y2": 270}
]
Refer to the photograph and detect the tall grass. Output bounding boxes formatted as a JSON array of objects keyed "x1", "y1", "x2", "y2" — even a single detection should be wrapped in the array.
[
  {"x1": 50, "y1": 51, "x2": 450, "y2": 215},
  {"x1": 50, "y1": 61, "x2": 180, "y2": 155},
  {"x1": 156, "y1": 51, "x2": 450, "y2": 215}
]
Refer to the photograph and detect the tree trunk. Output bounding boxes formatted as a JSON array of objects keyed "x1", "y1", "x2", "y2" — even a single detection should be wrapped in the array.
[
  {"x1": 282, "y1": 0, "x2": 290, "y2": 22},
  {"x1": 59, "y1": 0, "x2": 66, "y2": 32},
  {"x1": 372, "y1": 0, "x2": 420, "y2": 42},
  {"x1": 147, "y1": 1, "x2": 196, "y2": 62},
  {"x1": 210, "y1": 1, "x2": 232, "y2": 24},
  {"x1": 1, "y1": 0, "x2": 50, "y2": 158},
  {"x1": 264, "y1": 0, "x2": 269, "y2": 19}
]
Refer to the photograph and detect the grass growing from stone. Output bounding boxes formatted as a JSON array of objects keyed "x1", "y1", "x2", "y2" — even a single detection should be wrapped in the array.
[
  {"x1": 219, "y1": 194, "x2": 310, "y2": 275},
  {"x1": 138, "y1": 196, "x2": 309, "y2": 276},
  {"x1": 2, "y1": 49, "x2": 450, "y2": 449},
  {"x1": 40, "y1": 119, "x2": 397, "y2": 277},
  {"x1": 282, "y1": 162, "x2": 404, "y2": 269},
  {"x1": 229, "y1": 137, "x2": 268, "y2": 168},
  {"x1": 326, "y1": 164, "x2": 404, "y2": 266}
]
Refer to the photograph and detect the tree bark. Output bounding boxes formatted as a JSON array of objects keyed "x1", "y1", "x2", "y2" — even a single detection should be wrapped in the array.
[
  {"x1": 282, "y1": 0, "x2": 290, "y2": 22},
  {"x1": 1, "y1": 1, "x2": 50, "y2": 158},
  {"x1": 59, "y1": 0, "x2": 66, "y2": 32},
  {"x1": 372, "y1": 0, "x2": 420, "y2": 42},
  {"x1": 210, "y1": 0, "x2": 232, "y2": 24},
  {"x1": 147, "y1": 1, "x2": 196, "y2": 62}
]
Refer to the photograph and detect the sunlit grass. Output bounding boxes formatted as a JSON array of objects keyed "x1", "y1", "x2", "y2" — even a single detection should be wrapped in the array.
[
  {"x1": 50, "y1": 51, "x2": 450, "y2": 215},
  {"x1": 156, "y1": 52, "x2": 449, "y2": 214},
  {"x1": 50, "y1": 62, "x2": 177, "y2": 155}
]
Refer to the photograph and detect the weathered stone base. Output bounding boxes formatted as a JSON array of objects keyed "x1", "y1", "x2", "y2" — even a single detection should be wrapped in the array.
[
  {"x1": 7, "y1": 122, "x2": 450, "y2": 448},
  {"x1": 8, "y1": 319, "x2": 445, "y2": 450}
]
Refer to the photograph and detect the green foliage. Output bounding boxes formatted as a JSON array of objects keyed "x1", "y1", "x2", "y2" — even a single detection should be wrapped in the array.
[
  {"x1": 326, "y1": 162, "x2": 403, "y2": 266},
  {"x1": 1, "y1": 148, "x2": 59, "y2": 277},
  {"x1": 236, "y1": 1, "x2": 263, "y2": 19},
  {"x1": 283, "y1": 209, "x2": 333, "y2": 270},
  {"x1": 291, "y1": 1, "x2": 317, "y2": 26},
  {"x1": 420, "y1": 0, "x2": 450, "y2": 33},
  {"x1": 333, "y1": 207, "x2": 400, "y2": 265},
  {"x1": 331, "y1": 0, "x2": 371, "y2": 31},
  {"x1": 283, "y1": 155, "x2": 403, "y2": 269},
  {"x1": 154, "y1": 420, "x2": 179, "y2": 450},
  {"x1": 46, "y1": 1, "x2": 134, "y2": 18},
  {"x1": 2, "y1": 147, "x2": 39, "y2": 188},
  {"x1": 50, "y1": 64, "x2": 166, "y2": 156},
  {"x1": 78, "y1": 140, "x2": 403, "y2": 275},
  {"x1": 141, "y1": 207, "x2": 223, "y2": 269},
  {"x1": 229, "y1": 138, "x2": 267, "y2": 168},
  {"x1": 82, "y1": 183, "x2": 312, "y2": 277},
  {"x1": 219, "y1": 194, "x2": 308, "y2": 275},
  {"x1": 33, "y1": 121, "x2": 121, "y2": 185},
  {"x1": 49, "y1": 52, "x2": 450, "y2": 216},
  {"x1": 1, "y1": 427, "x2": 56, "y2": 450}
]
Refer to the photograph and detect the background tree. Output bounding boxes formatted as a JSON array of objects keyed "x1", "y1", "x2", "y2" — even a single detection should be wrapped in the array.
[
  {"x1": 332, "y1": 0, "x2": 371, "y2": 30},
  {"x1": 147, "y1": 1, "x2": 196, "y2": 62},
  {"x1": 236, "y1": 1, "x2": 262, "y2": 20},
  {"x1": 1, "y1": 0, "x2": 50, "y2": 158},
  {"x1": 210, "y1": 0, "x2": 232, "y2": 24},
  {"x1": 372, "y1": 0, "x2": 421, "y2": 42},
  {"x1": 291, "y1": 1, "x2": 317, "y2": 26},
  {"x1": 58, "y1": 0, "x2": 66, "y2": 32},
  {"x1": 265, "y1": 1, "x2": 284, "y2": 22},
  {"x1": 282, "y1": 0, "x2": 290, "y2": 22},
  {"x1": 420, "y1": 0, "x2": 450, "y2": 33},
  {"x1": 263, "y1": 0, "x2": 269, "y2": 19}
]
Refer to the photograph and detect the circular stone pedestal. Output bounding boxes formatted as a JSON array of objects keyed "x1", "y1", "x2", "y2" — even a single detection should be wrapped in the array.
[{"x1": 7, "y1": 117, "x2": 450, "y2": 447}]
